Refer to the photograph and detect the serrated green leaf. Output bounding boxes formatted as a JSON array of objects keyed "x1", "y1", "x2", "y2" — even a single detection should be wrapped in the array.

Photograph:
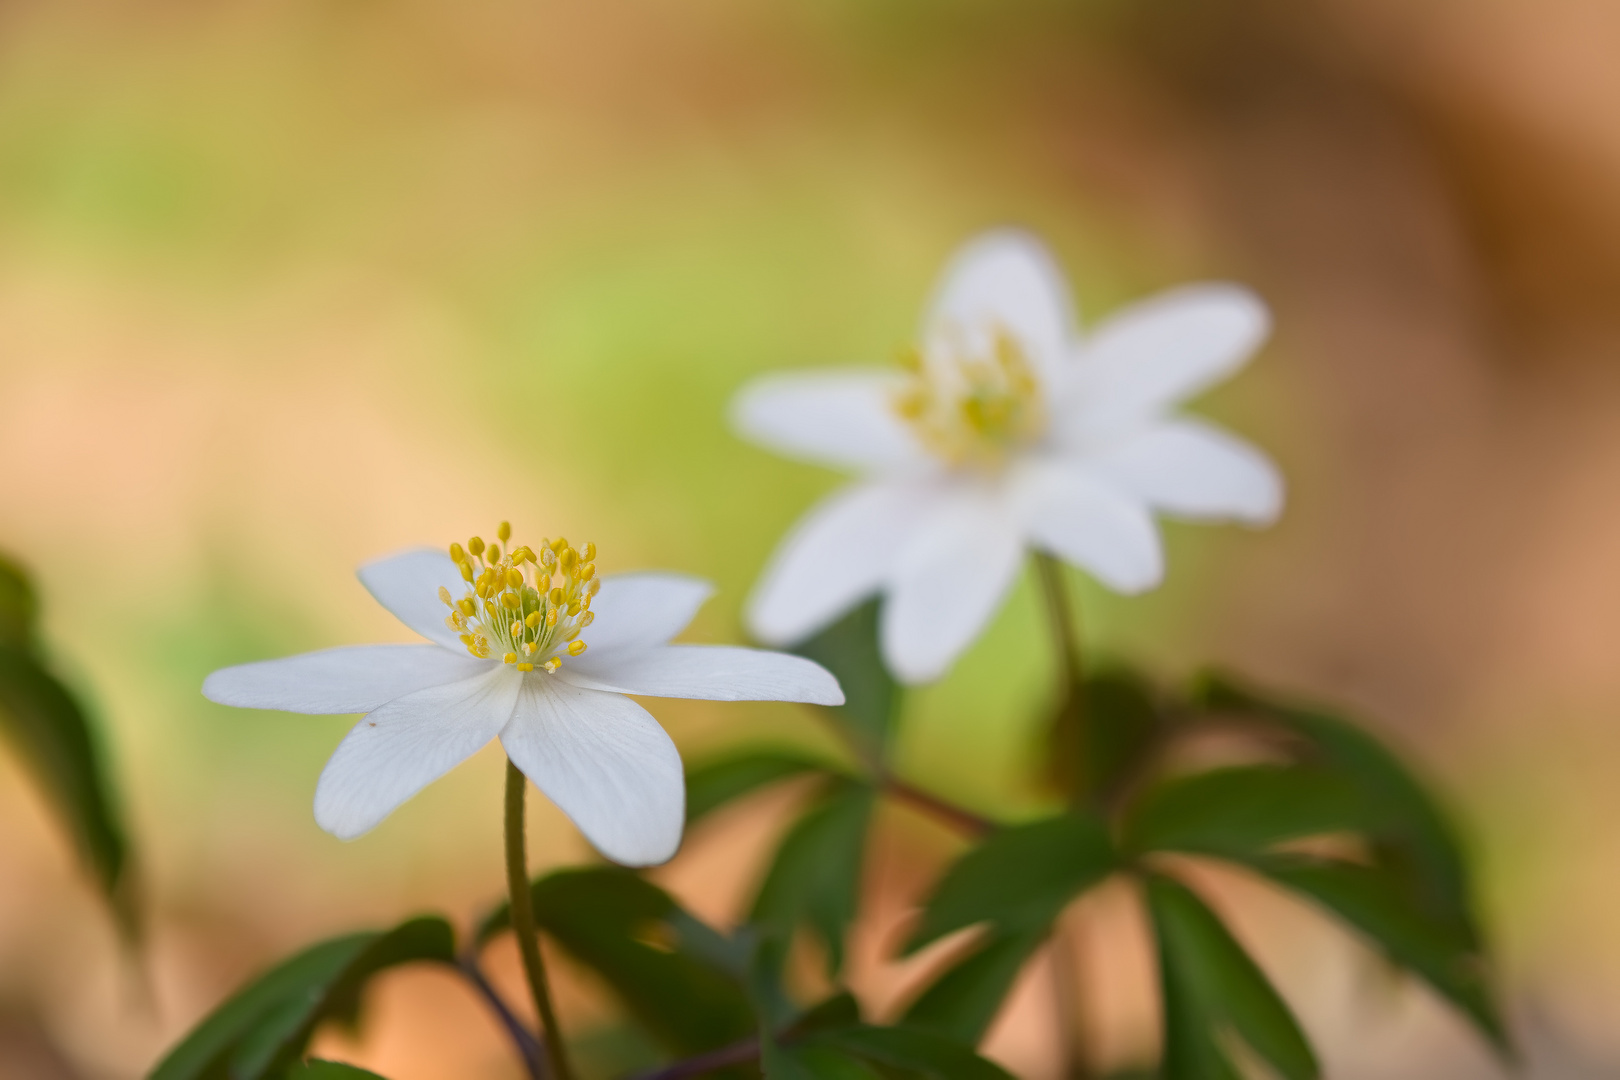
[
  {"x1": 686, "y1": 749, "x2": 840, "y2": 826},
  {"x1": 1146, "y1": 875, "x2": 1318, "y2": 1080},
  {"x1": 803, "y1": 1025, "x2": 1017, "y2": 1080},
  {"x1": 751, "y1": 781, "x2": 875, "y2": 975},
  {"x1": 478, "y1": 868, "x2": 754, "y2": 1056},
  {"x1": 789, "y1": 598, "x2": 897, "y2": 761},
  {"x1": 1048, "y1": 666, "x2": 1163, "y2": 806},
  {"x1": 149, "y1": 917, "x2": 455, "y2": 1080},
  {"x1": 900, "y1": 928, "x2": 1044, "y2": 1043},
  {"x1": 1242, "y1": 854, "x2": 1508, "y2": 1053},
  {"x1": 1122, "y1": 765, "x2": 1365, "y2": 858},
  {"x1": 0, "y1": 643, "x2": 133, "y2": 937},
  {"x1": 907, "y1": 812, "x2": 1114, "y2": 951},
  {"x1": 282, "y1": 1062, "x2": 388, "y2": 1080},
  {"x1": 0, "y1": 554, "x2": 35, "y2": 648}
]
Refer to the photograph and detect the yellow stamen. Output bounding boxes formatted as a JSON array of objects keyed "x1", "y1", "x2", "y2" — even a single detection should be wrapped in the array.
[
  {"x1": 506, "y1": 568, "x2": 524, "y2": 589},
  {"x1": 438, "y1": 586, "x2": 453, "y2": 606},
  {"x1": 581, "y1": 541, "x2": 596, "y2": 561},
  {"x1": 525, "y1": 612, "x2": 542, "y2": 628},
  {"x1": 498, "y1": 521, "x2": 511, "y2": 542},
  {"x1": 460, "y1": 561, "x2": 475, "y2": 582},
  {"x1": 468, "y1": 536, "x2": 485, "y2": 557},
  {"x1": 543, "y1": 658, "x2": 562, "y2": 673},
  {"x1": 449, "y1": 542, "x2": 466, "y2": 563},
  {"x1": 517, "y1": 662, "x2": 534, "y2": 671},
  {"x1": 503, "y1": 652, "x2": 518, "y2": 664},
  {"x1": 567, "y1": 640, "x2": 587, "y2": 656}
]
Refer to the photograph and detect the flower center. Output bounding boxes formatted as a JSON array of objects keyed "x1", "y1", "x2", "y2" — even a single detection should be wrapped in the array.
[
  {"x1": 439, "y1": 522, "x2": 600, "y2": 673},
  {"x1": 891, "y1": 324, "x2": 1045, "y2": 466}
]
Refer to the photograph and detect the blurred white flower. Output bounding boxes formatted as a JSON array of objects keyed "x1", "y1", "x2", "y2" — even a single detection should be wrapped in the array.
[
  {"x1": 734, "y1": 230, "x2": 1282, "y2": 683},
  {"x1": 203, "y1": 529, "x2": 843, "y2": 866}
]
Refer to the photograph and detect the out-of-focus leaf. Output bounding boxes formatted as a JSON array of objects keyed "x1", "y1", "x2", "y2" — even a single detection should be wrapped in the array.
[
  {"x1": 799, "y1": 1025, "x2": 1017, "y2": 1080},
  {"x1": 772, "y1": 1044, "x2": 884, "y2": 1080},
  {"x1": 1158, "y1": 929, "x2": 1243, "y2": 1080},
  {"x1": 477, "y1": 868, "x2": 754, "y2": 1056},
  {"x1": 150, "y1": 917, "x2": 455, "y2": 1080},
  {"x1": 0, "y1": 643, "x2": 133, "y2": 936},
  {"x1": 0, "y1": 554, "x2": 35, "y2": 648},
  {"x1": 686, "y1": 749, "x2": 842, "y2": 826},
  {"x1": 1146, "y1": 875, "x2": 1318, "y2": 1080},
  {"x1": 906, "y1": 812, "x2": 1115, "y2": 951},
  {"x1": 900, "y1": 928, "x2": 1045, "y2": 1043},
  {"x1": 1192, "y1": 675, "x2": 1476, "y2": 938},
  {"x1": 1243, "y1": 854, "x2": 1508, "y2": 1053},
  {"x1": 283, "y1": 1062, "x2": 388, "y2": 1080},
  {"x1": 785, "y1": 992, "x2": 862, "y2": 1036},
  {"x1": 1122, "y1": 764, "x2": 1365, "y2": 858},
  {"x1": 1047, "y1": 665, "x2": 1163, "y2": 807},
  {"x1": 751, "y1": 781, "x2": 875, "y2": 976},
  {"x1": 789, "y1": 598, "x2": 897, "y2": 762}
]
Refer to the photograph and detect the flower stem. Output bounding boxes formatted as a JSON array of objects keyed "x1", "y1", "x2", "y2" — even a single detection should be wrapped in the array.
[
  {"x1": 505, "y1": 757, "x2": 575, "y2": 1080},
  {"x1": 457, "y1": 948, "x2": 545, "y2": 1079},
  {"x1": 882, "y1": 775, "x2": 992, "y2": 834},
  {"x1": 1034, "y1": 551, "x2": 1083, "y2": 687}
]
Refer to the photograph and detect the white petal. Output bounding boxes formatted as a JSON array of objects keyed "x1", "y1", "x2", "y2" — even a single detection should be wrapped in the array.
[
  {"x1": 925, "y1": 229, "x2": 1078, "y2": 388},
  {"x1": 556, "y1": 645, "x2": 844, "y2": 705},
  {"x1": 203, "y1": 644, "x2": 486, "y2": 714},
  {"x1": 882, "y1": 489, "x2": 1025, "y2": 684},
  {"x1": 313, "y1": 666, "x2": 520, "y2": 840},
  {"x1": 1067, "y1": 284, "x2": 1270, "y2": 437},
  {"x1": 357, "y1": 548, "x2": 468, "y2": 649},
  {"x1": 1088, "y1": 418, "x2": 1283, "y2": 525},
  {"x1": 585, "y1": 572, "x2": 715, "y2": 654},
  {"x1": 500, "y1": 678, "x2": 684, "y2": 867},
  {"x1": 1013, "y1": 460, "x2": 1164, "y2": 594},
  {"x1": 730, "y1": 370, "x2": 925, "y2": 472},
  {"x1": 746, "y1": 479, "x2": 939, "y2": 646}
]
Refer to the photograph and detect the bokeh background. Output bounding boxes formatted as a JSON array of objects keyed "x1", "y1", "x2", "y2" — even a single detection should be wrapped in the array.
[{"x1": 2, "y1": 0, "x2": 1619, "y2": 1076}]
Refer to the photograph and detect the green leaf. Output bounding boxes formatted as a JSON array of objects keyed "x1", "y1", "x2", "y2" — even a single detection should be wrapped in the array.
[
  {"x1": 772, "y1": 1044, "x2": 885, "y2": 1080},
  {"x1": 1242, "y1": 854, "x2": 1508, "y2": 1053},
  {"x1": 1122, "y1": 765, "x2": 1365, "y2": 858},
  {"x1": 789, "y1": 598, "x2": 897, "y2": 761},
  {"x1": 1048, "y1": 666, "x2": 1164, "y2": 806},
  {"x1": 906, "y1": 812, "x2": 1115, "y2": 951},
  {"x1": 282, "y1": 1063, "x2": 388, "y2": 1080},
  {"x1": 801, "y1": 1025, "x2": 1017, "y2": 1080},
  {"x1": 1146, "y1": 875, "x2": 1318, "y2": 1080},
  {"x1": 900, "y1": 928, "x2": 1045, "y2": 1043},
  {"x1": 750, "y1": 781, "x2": 875, "y2": 975},
  {"x1": 478, "y1": 868, "x2": 754, "y2": 1056},
  {"x1": 150, "y1": 917, "x2": 456, "y2": 1080},
  {"x1": 0, "y1": 643, "x2": 133, "y2": 936},
  {"x1": 686, "y1": 749, "x2": 841, "y2": 826},
  {"x1": 0, "y1": 553, "x2": 35, "y2": 648}
]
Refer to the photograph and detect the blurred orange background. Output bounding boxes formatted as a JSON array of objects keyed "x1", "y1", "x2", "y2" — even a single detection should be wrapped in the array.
[{"x1": 2, "y1": 1, "x2": 1619, "y2": 1077}]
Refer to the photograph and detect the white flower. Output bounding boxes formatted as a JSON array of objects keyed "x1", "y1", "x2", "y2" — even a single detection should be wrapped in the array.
[
  {"x1": 733, "y1": 230, "x2": 1283, "y2": 683},
  {"x1": 202, "y1": 529, "x2": 843, "y2": 867}
]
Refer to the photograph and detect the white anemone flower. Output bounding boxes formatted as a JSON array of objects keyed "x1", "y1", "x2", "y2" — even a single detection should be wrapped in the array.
[
  {"x1": 734, "y1": 230, "x2": 1283, "y2": 683},
  {"x1": 203, "y1": 527, "x2": 843, "y2": 867}
]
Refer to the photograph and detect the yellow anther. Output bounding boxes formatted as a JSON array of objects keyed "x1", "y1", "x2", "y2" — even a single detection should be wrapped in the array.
[
  {"x1": 510, "y1": 620, "x2": 523, "y2": 637},
  {"x1": 484, "y1": 599, "x2": 498, "y2": 618},
  {"x1": 458, "y1": 597, "x2": 476, "y2": 617},
  {"x1": 498, "y1": 521, "x2": 512, "y2": 543},
  {"x1": 525, "y1": 611, "x2": 541, "y2": 629},
  {"x1": 586, "y1": 577, "x2": 601, "y2": 597},
  {"x1": 503, "y1": 652, "x2": 518, "y2": 665},
  {"x1": 546, "y1": 607, "x2": 558, "y2": 627},
  {"x1": 567, "y1": 601, "x2": 581, "y2": 616},
  {"x1": 559, "y1": 547, "x2": 578, "y2": 575},
  {"x1": 541, "y1": 546, "x2": 557, "y2": 569},
  {"x1": 439, "y1": 586, "x2": 453, "y2": 606},
  {"x1": 486, "y1": 542, "x2": 501, "y2": 563},
  {"x1": 550, "y1": 537, "x2": 568, "y2": 554},
  {"x1": 522, "y1": 641, "x2": 538, "y2": 655},
  {"x1": 567, "y1": 640, "x2": 587, "y2": 656},
  {"x1": 468, "y1": 536, "x2": 485, "y2": 557},
  {"x1": 444, "y1": 615, "x2": 458, "y2": 631},
  {"x1": 506, "y1": 568, "x2": 524, "y2": 589},
  {"x1": 513, "y1": 546, "x2": 534, "y2": 563},
  {"x1": 517, "y1": 662, "x2": 534, "y2": 671},
  {"x1": 460, "y1": 633, "x2": 475, "y2": 646},
  {"x1": 581, "y1": 610, "x2": 595, "y2": 626},
  {"x1": 543, "y1": 658, "x2": 562, "y2": 673},
  {"x1": 580, "y1": 562, "x2": 595, "y2": 582},
  {"x1": 501, "y1": 592, "x2": 521, "y2": 609},
  {"x1": 475, "y1": 580, "x2": 491, "y2": 599},
  {"x1": 460, "y1": 561, "x2": 475, "y2": 582},
  {"x1": 581, "y1": 541, "x2": 596, "y2": 561},
  {"x1": 449, "y1": 542, "x2": 466, "y2": 563},
  {"x1": 549, "y1": 587, "x2": 564, "y2": 607}
]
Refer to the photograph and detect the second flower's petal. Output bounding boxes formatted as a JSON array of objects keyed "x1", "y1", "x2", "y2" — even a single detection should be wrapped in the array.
[
  {"x1": 1067, "y1": 284, "x2": 1270, "y2": 437},
  {"x1": 555, "y1": 645, "x2": 844, "y2": 705},
  {"x1": 357, "y1": 548, "x2": 468, "y2": 649},
  {"x1": 730, "y1": 370, "x2": 925, "y2": 472},
  {"x1": 500, "y1": 679, "x2": 685, "y2": 867},
  {"x1": 746, "y1": 479, "x2": 937, "y2": 647},
  {"x1": 585, "y1": 572, "x2": 716, "y2": 654},
  {"x1": 1088, "y1": 418, "x2": 1284, "y2": 525},
  {"x1": 882, "y1": 490, "x2": 1025, "y2": 684},
  {"x1": 925, "y1": 229, "x2": 1078, "y2": 388},
  {"x1": 203, "y1": 644, "x2": 487, "y2": 714},
  {"x1": 1015, "y1": 460, "x2": 1164, "y2": 594},
  {"x1": 313, "y1": 666, "x2": 521, "y2": 840}
]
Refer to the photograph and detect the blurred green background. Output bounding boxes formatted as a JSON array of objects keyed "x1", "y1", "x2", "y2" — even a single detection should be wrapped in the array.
[{"x1": 3, "y1": 1, "x2": 1620, "y2": 1077}]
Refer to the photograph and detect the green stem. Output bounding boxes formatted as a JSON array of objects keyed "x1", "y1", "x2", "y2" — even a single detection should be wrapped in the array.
[
  {"x1": 505, "y1": 758, "x2": 575, "y2": 1080},
  {"x1": 1034, "y1": 551, "x2": 1083, "y2": 687}
]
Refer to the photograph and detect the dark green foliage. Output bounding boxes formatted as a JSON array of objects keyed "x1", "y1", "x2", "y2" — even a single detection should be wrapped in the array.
[
  {"x1": 150, "y1": 917, "x2": 456, "y2": 1080},
  {"x1": 1047, "y1": 666, "x2": 1164, "y2": 807},
  {"x1": 1122, "y1": 764, "x2": 1365, "y2": 858},
  {"x1": 788, "y1": 598, "x2": 898, "y2": 762},
  {"x1": 478, "y1": 868, "x2": 755, "y2": 1056},
  {"x1": 686, "y1": 749, "x2": 843, "y2": 827},
  {"x1": 900, "y1": 928, "x2": 1045, "y2": 1043},
  {"x1": 282, "y1": 1063, "x2": 388, "y2": 1080},
  {"x1": 751, "y1": 780, "x2": 875, "y2": 975},
  {"x1": 0, "y1": 554, "x2": 134, "y2": 937},
  {"x1": 1146, "y1": 875, "x2": 1318, "y2": 1080},
  {"x1": 793, "y1": 1025, "x2": 1018, "y2": 1079}
]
